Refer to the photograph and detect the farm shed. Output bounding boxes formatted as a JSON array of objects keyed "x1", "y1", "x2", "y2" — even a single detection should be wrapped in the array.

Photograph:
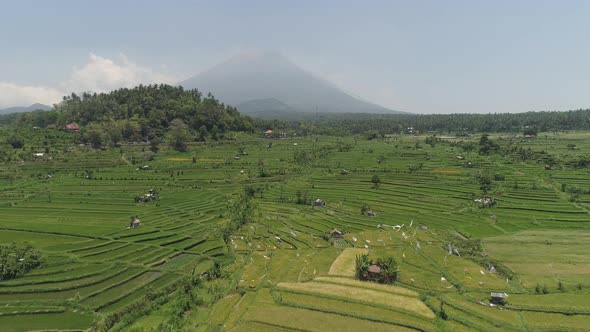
[
  {"x1": 368, "y1": 264, "x2": 381, "y2": 274},
  {"x1": 314, "y1": 199, "x2": 326, "y2": 207},
  {"x1": 490, "y1": 292, "x2": 508, "y2": 305},
  {"x1": 65, "y1": 123, "x2": 80, "y2": 132},
  {"x1": 329, "y1": 229, "x2": 343, "y2": 238},
  {"x1": 129, "y1": 216, "x2": 141, "y2": 228}
]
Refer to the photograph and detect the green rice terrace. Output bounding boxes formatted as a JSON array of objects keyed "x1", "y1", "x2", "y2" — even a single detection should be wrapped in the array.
[{"x1": 1, "y1": 128, "x2": 590, "y2": 331}]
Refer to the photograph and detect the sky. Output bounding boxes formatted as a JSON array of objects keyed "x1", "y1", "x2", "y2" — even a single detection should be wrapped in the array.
[{"x1": 1, "y1": 0, "x2": 589, "y2": 113}]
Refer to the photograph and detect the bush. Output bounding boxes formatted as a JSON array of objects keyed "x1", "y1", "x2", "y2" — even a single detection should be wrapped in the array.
[
  {"x1": 371, "y1": 175, "x2": 381, "y2": 188},
  {"x1": 7, "y1": 135, "x2": 24, "y2": 149},
  {"x1": 355, "y1": 254, "x2": 399, "y2": 284},
  {"x1": 0, "y1": 244, "x2": 45, "y2": 280}
]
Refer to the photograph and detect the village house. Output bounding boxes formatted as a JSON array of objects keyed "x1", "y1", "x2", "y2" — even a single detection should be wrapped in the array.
[
  {"x1": 368, "y1": 264, "x2": 381, "y2": 274},
  {"x1": 129, "y1": 216, "x2": 141, "y2": 229},
  {"x1": 65, "y1": 123, "x2": 80, "y2": 132},
  {"x1": 490, "y1": 292, "x2": 508, "y2": 305},
  {"x1": 329, "y1": 229, "x2": 343, "y2": 238},
  {"x1": 314, "y1": 198, "x2": 326, "y2": 207},
  {"x1": 263, "y1": 129, "x2": 273, "y2": 138}
]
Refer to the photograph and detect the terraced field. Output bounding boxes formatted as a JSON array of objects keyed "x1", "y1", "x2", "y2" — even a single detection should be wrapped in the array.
[{"x1": 2, "y1": 128, "x2": 590, "y2": 331}]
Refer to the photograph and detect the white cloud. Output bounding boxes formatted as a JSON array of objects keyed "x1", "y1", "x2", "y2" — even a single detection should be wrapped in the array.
[
  {"x1": 62, "y1": 53, "x2": 175, "y2": 93},
  {"x1": 0, "y1": 53, "x2": 174, "y2": 108},
  {"x1": 0, "y1": 82, "x2": 63, "y2": 109}
]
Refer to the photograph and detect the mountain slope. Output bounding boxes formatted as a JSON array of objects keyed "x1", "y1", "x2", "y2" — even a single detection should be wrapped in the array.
[
  {"x1": 0, "y1": 103, "x2": 51, "y2": 115},
  {"x1": 179, "y1": 50, "x2": 400, "y2": 115}
]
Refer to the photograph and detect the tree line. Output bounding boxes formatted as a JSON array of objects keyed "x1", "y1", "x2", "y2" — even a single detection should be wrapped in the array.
[
  {"x1": 12, "y1": 84, "x2": 255, "y2": 146},
  {"x1": 254, "y1": 109, "x2": 590, "y2": 136}
]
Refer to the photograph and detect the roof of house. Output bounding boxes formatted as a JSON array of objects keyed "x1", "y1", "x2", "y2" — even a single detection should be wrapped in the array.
[
  {"x1": 264, "y1": 130, "x2": 273, "y2": 134},
  {"x1": 65, "y1": 123, "x2": 79, "y2": 130},
  {"x1": 330, "y1": 229, "x2": 342, "y2": 235},
  {"x1": 368, "y1": 264, "x2": 381, "y2": 274},
  {"x1": 490, "y1": 292, "x2": 508, "y2": 298}
]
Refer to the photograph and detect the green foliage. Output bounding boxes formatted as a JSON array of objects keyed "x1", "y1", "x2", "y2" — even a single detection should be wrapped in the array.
[
  {"x1": 149, "y1": 139, "x2": 160, "y2": 153},
  {"x1": 475, "y1": 171, "x2": 493, "y2": 194},
  {"x1": 295, "y1": 190, "x2": 311, "y2": 205},
  {"x1": 83, "y1": 124, "x2": 103, "y2": 148},
  {"x1": 408, "y1": 163, "x2": 423, "y2": 173},
  {"x1": 425, "y1": 135, "x2": 438, "y2": 147},
  {"x1": 364, "y1": 130, "x2": 382, "y2": 140},
  {"x1": 355, "y1": 254, "x2": 399, "y2": 284},
  {"x1": 0, "y1": 244, "x2": 45, "y2": 280},
  {"x1": 355, "y1": 254, "x2": 369, "y2": 280},
  {"x1": 15, "y1": 85, "x2": 254, "y2": 140},
  {"x1": 557, "y1": 281, "x2": 564, "y2": 291},
  {"x1": 371, "y1": 175, "x2": 380, "y2": 188},
  {"x1": 478, "y1": 134, "x2": 500, "y2": 155},
  {"x1": 170, "y1": 118, "x2": 190, "y2": 151},
  {"x1": 7, "y1": 134, "x2": 24, "y2": 148},
  {"x1": 223, "y1": 194, "x2": 254, "y2": 243},
  {"x1": 360, "y1": 203, "x2": 370, "y2": 215}
]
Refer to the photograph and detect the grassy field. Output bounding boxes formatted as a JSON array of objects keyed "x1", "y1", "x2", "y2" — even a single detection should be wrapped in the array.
[{"x1": 1, "y1": 128, "x2": 590, "y2": 330}]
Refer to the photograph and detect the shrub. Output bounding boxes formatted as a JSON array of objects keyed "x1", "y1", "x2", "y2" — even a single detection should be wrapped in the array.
[
  {"x1": 355, "y1": 254, "x2": 399, "y2": 284},
  {"x1": 0, "y1": 244, "x2": 45, "y2": 280},
  {"x1": 371, "y1": 175, "x2": 381, "y2": 188},
  {"x1": 7, "y1": 135, "x2": 24, "y2": 149}
]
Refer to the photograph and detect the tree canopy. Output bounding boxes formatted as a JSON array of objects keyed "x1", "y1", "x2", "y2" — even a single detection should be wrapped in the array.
[
  {"x1": 0, "y1": 244, "x2": 45, "y2": 281},
  {"x1": 14, "y1": 84, "x2": 254, "y2": 143}
]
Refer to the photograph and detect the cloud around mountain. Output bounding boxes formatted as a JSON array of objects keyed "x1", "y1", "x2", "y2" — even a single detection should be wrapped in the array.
[
  {"x1": 179, "y1": 50, "x2": 399, "y2": 115},
  {"x1": 1, "y1": 50, "x2": 399, "y2": 116}
]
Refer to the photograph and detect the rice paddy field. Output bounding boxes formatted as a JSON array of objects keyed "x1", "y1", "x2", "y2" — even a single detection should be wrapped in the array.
[{"x1": 1, "y1": 128, "x2": 590, "y2": 331}]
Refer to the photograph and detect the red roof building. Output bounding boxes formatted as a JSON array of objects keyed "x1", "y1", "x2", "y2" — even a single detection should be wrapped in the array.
[
  {"x1": 65, "y1": 123, "x2": 80, "y2": 132},
  {"x1": 368, "y1": 264, "x2": 382, "y2": 274}
]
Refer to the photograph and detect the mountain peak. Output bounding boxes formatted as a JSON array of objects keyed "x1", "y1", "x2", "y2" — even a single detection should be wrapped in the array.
[
  {"x1": 180, "y1": 51, "x2": 399, "y2": 115},
  {"x1": 0, "y1": 103, "x2": 51, "y2": 115}
]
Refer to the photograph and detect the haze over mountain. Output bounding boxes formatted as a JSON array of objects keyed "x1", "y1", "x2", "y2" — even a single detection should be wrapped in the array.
[
  {"x1": 0, "y1": 103, "x2": 51, "y2": 115},
  {"x1": 179, "y1": 51, "x2": 401, "y2": 116}
]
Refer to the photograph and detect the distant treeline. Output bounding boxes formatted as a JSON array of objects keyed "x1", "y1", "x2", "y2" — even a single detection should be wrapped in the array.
[
  {"x1": 10, "y1": 84, "x2": 254, "y2": 140},
  {"x1": 3, "y1": 84, "x2": 590, "y2": 137},
  {"x1": 255, "y1": 109, "x2": 590, "y2": 136}
]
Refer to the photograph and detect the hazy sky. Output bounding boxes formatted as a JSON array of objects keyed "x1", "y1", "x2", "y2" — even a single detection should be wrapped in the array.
[{"x1": 1, "y1": 0, "x2": 589, "y2": 113}]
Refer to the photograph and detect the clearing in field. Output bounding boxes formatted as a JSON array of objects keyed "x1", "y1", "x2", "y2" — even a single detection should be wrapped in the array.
[
  {"x1": 484, "y1": 230, "x2": 590, "y2": 288},
  {"x1": 277, "y1": 281, "x2": 435, "y2": 319},
  {"x1": 328, "y1": 248, "x2": 368, "y2": 277}
]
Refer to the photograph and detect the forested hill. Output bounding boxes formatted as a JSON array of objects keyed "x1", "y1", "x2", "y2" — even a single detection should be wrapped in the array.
[
  {"x1": 14, "y1": 84, "x2": 254, "y2": 140},
  {"x1": 257, "y1": 109, "x2": 590, "y2": 136}
]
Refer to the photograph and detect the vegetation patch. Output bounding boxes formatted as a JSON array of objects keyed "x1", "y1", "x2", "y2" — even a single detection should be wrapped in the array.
[{"x1": 0, "y1": 244, "x2": 44, "y2": 281}]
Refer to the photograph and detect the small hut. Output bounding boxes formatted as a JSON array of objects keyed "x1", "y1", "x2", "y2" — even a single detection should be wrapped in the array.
[
  {"x1": 329, "y1": 229, "x2": 343, "y2": 238},
  {"x1": 65, "y1": 123, "x2": 80, "y2": 132},
  {"x1": 263, "y1": 129, "x2": 273, "y2": 138},
  {"x1": 129, "y1": 216, "x2": 141, "y2": 229},
  {"x1": 314, "y1": 199, "x2": 326, "y2": 207},
  {"x1": 368, "y1": 264, "x2": 382, "y2": 274},
  {"x1": 490, "y1": 292, "x2": 508, "y2": 305}
]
